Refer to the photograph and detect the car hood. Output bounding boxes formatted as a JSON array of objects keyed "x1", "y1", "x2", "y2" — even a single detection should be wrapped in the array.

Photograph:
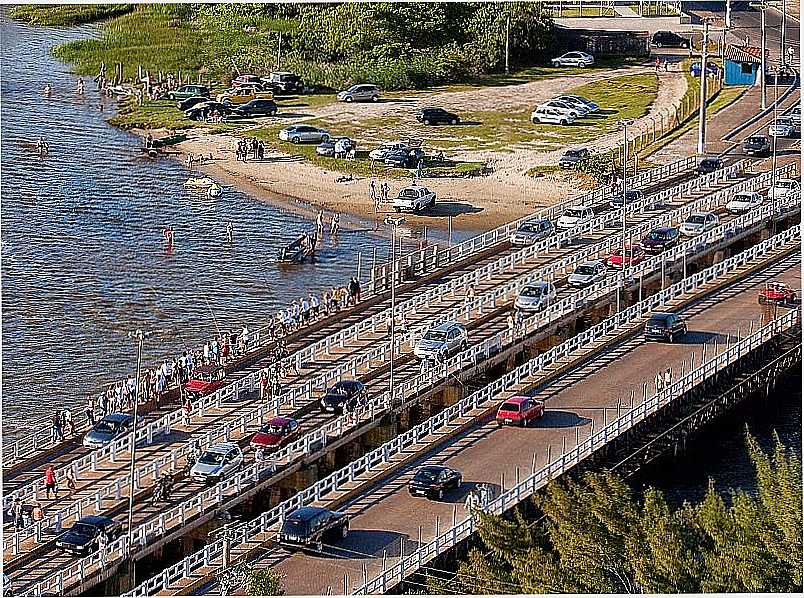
[
  {"x1": 185, "y1": 379, "x2": 212, "y2": 392},
  {"x1": 416, "y1": 339, "x2": 445, "y2": 351},
  {"x1": 681, "y1": 222, "x2": 704, "y2": 231},
  {"x1": 252, "y1": 431, "x2": 283, "y2": 446},
  {"x1": 641, "y1": 237, "x2": 666, "y2": 247},
  {"x1": 322, "y1": 394, "x2": 348, "y2": 406},
  {"x1": 57, "y1": 530, "x2": 92, "y2": 547},
  {"x1": 557, "y1": 216, "x2": 581, "y2": 225},
  {"x1": 560, "y1": 155, "x2": 583, "y2": 163},
  {"x1": 568, "y1": 273, "x2": 594, "y2": 283},
  {"x1": 84, "y1": 429, "x2": 114, "y2": 444},
  {"x1": 726, "y1": 199, "x2": 754, "y2": 208},
  {"x1": 516, "y1": 294, "x2": 544, "y2": 305},
  {"x1": 191, "y1": 462, "x2": 223, "y2": 476}
]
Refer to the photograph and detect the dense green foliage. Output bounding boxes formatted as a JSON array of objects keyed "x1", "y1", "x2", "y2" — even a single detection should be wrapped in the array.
[
  {"x1": 430, "y1": 432, "x2": 802, "y2": 594},
  {"x1": 9, "y1": 4, "x2": 133, "y2": 27},
  {"x1": 244, "y1": 567, "x2": 285, "y2": 596}
]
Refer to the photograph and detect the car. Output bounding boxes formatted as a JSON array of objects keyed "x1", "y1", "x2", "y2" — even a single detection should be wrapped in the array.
[
  {"x1": 768, "y1": 118, "x2": 795, "y2": 138},
  {"x1": 416, "y1": 107, "x2": 460, "y2": 125},
  {"x1": 393, "y1": 185, "x2": 436, "y2": 212},
  {"x1": 316, "y1": 137, "x2": 355, "y2": 157},
  {"x1": 726, "y1": 191, "x2": 764, "y2": 214},
  {"x1": 680, "y1": 211, "x2": 719, "y2": 236},
  {"x1": 368, "y1": 141, "x2": 408, "y2": 162},
  {"x1": 82, "y1": 413, "x2": 136, "y2": 448},
  {"x1": 232, "y1": 98, "x2": 278, "y2": 117},
  {"x1": 184, "y1": 364, "x2": 226, "y2": 399},
  {"x1": 696, "y1": 157, "x2": 723, "y2": 174},
  {"x1": 645, "y1": 312, "x2": 688, "y2": 342},
  {"x1": 408, "y1": 465, "x2": 462, "y2": 500},
  {"x1": 768, "y1": 178, "x2": 800, "y2": 200},
  {"x1": 250, "y1": 417, "x2": 301, "y2": 452},
  {"x1": 231, "y1": 74, "x2": 264, "y2": 87},
  {"x1": 551, "y1": 51, "x2": 595, "y2": 68},
  {"x1": 384, "y1": 147, "x2": 426, "y2": 168},
  {"x1": 337, "y1": 84, "x2": 380, "y2": 103},
  {"x1": 320, "y1": 380, "x2": 366, "y2": 413},
  {"x1": 178, "y1": 96, "x2": 210, "y2": 111},
  {"x1": 606, "y1": 245, "x2": 645, "y2": 269},
  {"x1": 531, "y1": 106, "x2": 575, "y2": 126},
  {"x1": 278, "y1": 125, "x2": 331, "y2": 144},
  {"x1": 555, "y1": 95, "x2": 599, "y2": 113},
  {"x1": 651, "y1": 30, "x2": 690, "y2": 48},
  {"x1": 641, "y1": 226, "x2": 680, "y2": 254},
  {"x1": 166, "y1": 84, "x2": 210, "y2": 101},
  {"x1": 263, "y1": 71, "x2": 304, "y2": 94},
  {"x1": 757, "y1": 281, "x2": 797, "y2": 305},
  {"x1": 496, "y1": 396, "x2": 544, "y2": 427},
  {"x1": 568, "y1": 260, "x2": 607, "y2": 288},
  {"x1": 510, "y1": 218, "x2": 554, "y2": 245},
  {"x1": 539, "y1": 99, "x2": 584, "y2": 118},
  {"x1": 556, "y1": 205, "x2": 594, "y2": 229},
  {"x1": 278, "y1": 506, "x2": 349, "y2": 552},
  {"x1": 559, "y1": 147, "x2": 590, "y2": 169},
  {"x1": 184, "y1": 101, "x2": 232, "y2": 120},
  {"x1": 514, "y1": 282, "x2": 557, "y2": 312},
  {"x1": 690, "y1": 62, "x2": 720, "y2": 77},
  {"x1": 413, "y1": 321, "x2": 468, "y2": 360},
  {"x1": 189, "y1": 442, "x2": 243, "y2": 484},
  {"x1": 743, "y1": 135, "x2": 771, "y2": 157},
  {"x1": 609, "y1": 188, "x2": 644, "y2": 208},
  {"x1": 216, "y1": 86, "x2": 273, "y2": 105},
  {"x1": 55, "y1": 515, "x2": 123, "y2": 555},
  {"x1": 790, "y1": 104, "x2": 801, "y2": 125}
]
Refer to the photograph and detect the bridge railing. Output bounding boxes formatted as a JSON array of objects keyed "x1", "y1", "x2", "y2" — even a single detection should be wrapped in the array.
[
  {"x1": 109, "y1": 224, "x2": 799, "y2": 598},
  {"x1": 354, "y1": 308, "x2": 800, "y2": 594}
]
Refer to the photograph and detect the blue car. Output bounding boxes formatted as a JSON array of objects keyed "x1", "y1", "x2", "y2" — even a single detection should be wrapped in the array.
[
  {"x1": 82, "y1": 413, "x2": 135, "y2": 449},
  {"x1": 690, "y1": 62, "x2": 719, "y2": 77}
]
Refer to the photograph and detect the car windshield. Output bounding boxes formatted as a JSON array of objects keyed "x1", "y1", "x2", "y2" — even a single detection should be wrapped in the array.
[
  {"x1": 330, "y1": 383, "x2": 350, "y2": 396},
  {"x1": 500, "y1": 402, "x2": 521, "y2": 412},
  {"x1": 776, "y1": 181, "x2": 794, "y2": 189},
  {"x1": 564, "y1": 209, "x2": 586, "y2": 218},
  {"x1": 687, "y1": 215, "x2": 706, "y2": 224},
  {"x1": 94, "y1": 421, "x2": 117, "y2": 434},
  {"x1": 519, "y1": 223, "x2": 541, "y2": 233},
  {"x1": 199, "y1": 452, "x2": 224, "y2": 466},
  {"x1": 648, "y1": 317, "x2": 669, "y2": 327},
  {"x1": 399, "y1": 189, "x2": 419, "y2": 199},
  {"x1": 747, "y1": 137, "x2": 765, "y2": 144},
  {"x1": 565, "y1": 150, "x2": 584, "y2": 157},
  {"x1": 424, "y1": 330, "x2": 447, "y2": 342},
  {"x1": 521, "y1": 286, "x2": 545, "y2": 297},
  {"x1": 71, "y1": 523, "x2": 97, "y2": 537},
  {"x1": 647, "y1": 230, "x2": 669, "y2": 241},
  {"x1": 575, "y1": 265, "x2": 595, "y2": 275},
  {"x1": 413, "y1": 469, "x2": 439, "y2": 482},
  {"x1": 282, "y1": 519, "x2": 309, "y2": 536},
  {"x1": 262, "y1": 424, "x2": 285, "y2": 435}
]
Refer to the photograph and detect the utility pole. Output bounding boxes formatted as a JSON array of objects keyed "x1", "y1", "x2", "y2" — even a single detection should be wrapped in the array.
[
  {"x1": 759, "y1": 3, "x2": 767, "y2": 109},
  {"x1": 504, "y1": 15, "x2": 511, "y2": 75},
  {"x1": 697, "y1": 18, "x2": 711, "y2": 155},
  {"x1": 384, "y1": 216, "x2": 405, "y2": 406},
  {"x1": 725, "y1": 0, "x2": 732, "y2": 29},
  {"x1": 780, "y1": 0, "x2": 786, "y2": 65},
  {"x1": 619, "y1": 119, "x2": 633, "y2": 313},
  {"x1": 771, "y1": 67, "x2": 779, "y2": 234}
]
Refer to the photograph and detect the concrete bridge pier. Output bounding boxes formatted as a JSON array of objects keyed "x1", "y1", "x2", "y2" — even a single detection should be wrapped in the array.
[{"x1": 712, "y1": 247, "x2": 731, "y2": 265}]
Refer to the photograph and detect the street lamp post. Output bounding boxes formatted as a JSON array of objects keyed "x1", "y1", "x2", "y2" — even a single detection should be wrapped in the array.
[
  {"x1": 384, "y1": 216, "x2": 406, "y2": 405},
  {"x1": 618, "y1": 119, "x2": 633, "y2": 312},
  {"x1": 751, "y1": 1, "x2": 768, "y2": 110},
  {"x1": 770, "y1": 67, "x2": 779, "y2": 234},
  {"x1": 697, "y1": 18, "x2": 712, "y2": 155}
]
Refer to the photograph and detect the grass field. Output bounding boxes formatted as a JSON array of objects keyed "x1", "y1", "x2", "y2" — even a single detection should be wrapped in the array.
[{"x1": 10, "y1": 4, "x2": 134, "y2": 26}]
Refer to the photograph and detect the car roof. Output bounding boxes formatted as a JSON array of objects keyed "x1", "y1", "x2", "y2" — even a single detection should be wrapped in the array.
[
  {"x1": 104, "y1": 413, "x2": 132, "y2": 423},
  {"x1": 579, "y1": 260, "x2": 603, "y2": 267},
  {"x1": 193, "y1": 363, "x2": 223, "y2": 374},
  {"x1": 652, "y1": 226, "x2": 676, "y2": 233},
  {"x1": 418, "y1": 465, "x2": 451, "y2": 474},
  {"x1": 432, "y1": 321, "x2": 464, "y2": 332},
  {"x1": 524, "y1": 281, "x2": 550, "y2": 288},
  {"x1": 207, "y1": 442, "x2": 239, "y2": 453},
  {"x1": 504, "y1": 396, "x2": 530, "y2": 404},
  {"x1": 267, "y1": 416, "x2": 295, "y2": 426},
  {"x1": 288, "y1": 506, "x2": 330, "y2": 521},
  {"x1": 689, "y1": 211, "x2": 713, "y2": 216},
  {"x1": 650, "y1": 312, "x2": 675, "y2": 319},
  {"x1": 521, "y1": 218, "x2": 550, "y2": 225},
  {"x1": 78, "y1": 515, "x2": 115, "y2": 525},
  {"x1": 567, "y1": 205, "x2": 591, "y2": 210}
]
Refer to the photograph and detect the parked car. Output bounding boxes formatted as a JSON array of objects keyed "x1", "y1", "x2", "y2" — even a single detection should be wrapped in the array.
[
  {"x1": 263, "y1": 71, "x2": 304, "y2": 94},
  {"x1": 680, "y1": 211, "x2": 719, "y2": 236},
  {"x1": 232, "y1": 98, "x2": 278, "y2": 117},
  {"x1": 55, "y1": 516, "x2": 122, "y2": 556},
  {"x1": 757, "y1": 281, "x2": 797, "y2": 305},
  {"x1": 726, "y1": 191, "x2": 764, "y2": 214},
  {"x1": 337, "y1": 84, "x2": 380, "y2": 103},
  {"x1": 651, "y1": 30, "x2": 690, "y2": 48},
  {"x1": 250, "y1": 417, "x2": 301, "y2": 452},
  {"x1": 232, "y1": 74, "x2": 264, "y2": 87},
  {"x1": 790, "y1": 104, "x2": 801, "y2": 124},
  {"x1": 83, "y1": 413, "x2": 135, "y2": 449},
  {"x1": 606, "y1": 245, "x2": 645, "y2": 269},
  {"x1": 641, "y1": 226, "x2": 680, "y2": 254},
  {"x1": 414, "y1": 321, "x2": 468, "y2": 360},
  {"x1": 696, "y1": 156, "x2": 723, "y2": 174},
  {"x1": 515, "y1": 282, "x2": 557, "y2": 312},
  {"x1": 316, "y1": 137, "x2": 355, "y2": 157},
  {"x1": 408, "y1": 465, "x2": 462, "y2": 500},
  {"x1": 539, "y1": 99, "x2": 584, "y2": 118},
  {"x1": 416, "y1": 107, "x2": 460, "y2": 125},
  {"x1": 184, "y1": 101, "x2": 232, "y2": 120},
  {"x1": 278, "y1": 125, "x2": 331, "y2": 144},
  {"x1": 556, "y1": 205, "x2": 594, "y2": 229},
  {"x1": 531, "y1": 106, "x2": 575, "y2": 126},
  {"x1": 384, "y1": 147, "x2": 426, "y2": 168},
  {"x1": 609, "y1": 188, "x2": 644, "y2": 208},
  {"x1": 509, "y1": 218, "x2": 554, "y2": 245},
  {"x1": 555, "y1": 95, "x2": 599, "y2": 113},
  {"x1": 559, "y1": 147, "x2": 590, "y2": 169},
  {"x1": 496, "y1": 396, "x2": 544, "y2": 427},
  {"x1": 184, "y1": 364, "x2": 226, "y2": 399},
  {"x1": 568, "y1": 260, "x2": 607, "y2": 288},
  {"x1": 690, "y1": 62, "x2": 720, "y2": 77},
  {"x1": 166, "y1": 84, "x2": 210, "y2": 101},
  {"x1": 393, "y1": 185, "x2": 436, "y2": 212},
  {"x1": 178, "y1": 96, "x2": 210, "y2": 111},
  {"x1": 216, "y1": 86, "x2": 273, "y2": 105},
  {"x1": 768, "y1": 117, "x2": 796, "y2": 137},
  {"x1": 320, "y1": 380, "x2": 366, "y2": 414},
  {"x1": 551, "y1": 51, "x2": 595, "y2": 68},
  {"x1": 190, "y1": 442, "x2": 243, "y2": 484},
  {"x1": 743, "y1": 135, "x2": 771, "y2": 157},
  {"x1": 278, "y1": 506, "x2": 349, "y2": 552},
  {"x1": 369, "y1": 141, "x2": 408, "y2": 161},
  {"x1": 768, "y1": 178, "x2": 801, "y2": 200},
  {"x1": 644, "y1": 312, "x2": 688, "y2": 342}
]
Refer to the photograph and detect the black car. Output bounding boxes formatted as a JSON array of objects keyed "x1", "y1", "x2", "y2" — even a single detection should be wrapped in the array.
[
  {"x1": 641, "y1": 227, "x2": 680, "y2": 254},
  {"x1": 609, "y1": 188, "x2": 644, "y2": 207},
  {"x1": 55, "y1": 516, "x2": 122, "y2": 556},
  {"x1": 416, "y1": 107, "x2": 460, "y2": 125},
  {"x1": 320, "y1": 380, "x2": 366, "y2": 413},
  {"x1": 408, "y1": 465, "x2": 462, "y2": 500},
  {"x1": 651, "y1": 30, "x2": 690, "y2": 48},
  {"x1": 278, "y1": 506, "x2": 349, "y2": 552},
  {"x1": 743, "y1": 135, "x2": 771, "y2": 157},
  {"x1": 263, "y1": 71, "x2": 304, "y2": 94},
  {"x1": 232, "y1": 99, "x2": 278, "y2": 117},
  {"x1": 184, "y1": 101, "x2": 232, "y2": 121},
  {"x1": 696, "y1": 157, "x2": 723, "y2": 174},
  {"x1": 645, "y1": 312, "x2": 688, "y2": 342},
  {"x1": 178, "y1": 96, "x2": 210, "y2": 111},
  {"x1": 384, "y1": 147, "x2": 426, "y2": 168},
  {"x1": 558, "y1": 147, "x2": 590, "y2": 169}
]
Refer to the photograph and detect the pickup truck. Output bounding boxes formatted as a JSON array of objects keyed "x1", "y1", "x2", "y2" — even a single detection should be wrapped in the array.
[
  {"x1": 393, "y1": 185, "x2": 436, "y2": 213},
  {"x1": 217, "y1": 86, "x2": 274, "y2": 105}
]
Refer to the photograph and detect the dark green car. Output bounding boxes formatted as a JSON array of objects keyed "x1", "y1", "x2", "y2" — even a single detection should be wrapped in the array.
[{"x1": 166, "y1": 85, "x2": 210, "y2": 101}]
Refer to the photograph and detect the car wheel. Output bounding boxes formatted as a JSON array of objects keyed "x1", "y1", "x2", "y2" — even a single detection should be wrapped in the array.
[
  {"x1": 345, "y1": 96, "x2": 353, "y2": 103},
  {"x1": 414, "y1": 203, "x2": 420, "y2": 213},
  {"x1": 450, "y1": 118, "x2": 458, "y2": 125},
  {"x1": 424, "y1": 119, "x2": 431, "y2": 125},
  {"x1": 315, "y1": 539, "x2": 323, "y2": 552},
  {"x1": 437, "y1": 488, "x2": 444, "y2": 500},
  {"x1": 758, "y1": 295, "x2": 766, "y2": 305},
  {"x1": 532, "y1": 117, "x2": 541, "y2": 124},
  {"x1": 560, "y1": 119, "x2": 568, "y2": 126},
  {"x1": 168, "y1": 94, "x2": 176, "y2": 101},
  {"x1": 292, "y1": 137, "x2": 300, "y2": 144},
  {"x1": 395, "y1": 207, "x2": 401, "y2": 213},
  {"x1": 520, "y1": 418, "x2": 527, "y2": 428},
  {"x1": 371, "y1": 95, "x2": 379, "y2": 102},
  {"x1": 454, "y1": 476, "x2": 462, "y2": 490},
  {"x1": 656, "y1": 42, "x2": 663, "y2": 48},
  {"x1": 341, "y1": 523, "x2": 349, "y2": 538},
  {"x1": 552, "y1": 61, "x2": 560, "y2": 68},
  {"x1": 271, "y1": 110, "x2": 277, "y2": 116},
  {"x1": 321, "y1": 134, "x2": 330, "y2": 142},
  {"x1": 431, "y1": 196, "x2": 436, "y2": 207}
]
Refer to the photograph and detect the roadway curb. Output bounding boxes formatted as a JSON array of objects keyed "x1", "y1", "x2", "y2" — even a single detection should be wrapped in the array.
[{"x1": 722, "y1": 73, "x2": 800, "y2": 141}]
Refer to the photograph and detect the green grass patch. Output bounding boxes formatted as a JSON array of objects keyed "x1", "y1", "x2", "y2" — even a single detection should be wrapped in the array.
[
  {"x1": 10, "y1": 4, "x2": 134, "y2": 27},
  {"x1": 107, "y1": 98, "x2": 197, "y2": 130}
]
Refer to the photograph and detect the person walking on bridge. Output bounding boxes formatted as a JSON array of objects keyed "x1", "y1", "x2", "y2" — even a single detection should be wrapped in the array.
[
  {"x1": 51, "y1": 412, "x2": 64, "y2": 443},
  {"x1": 44, "y1": 465, "x2": 58, "y2": 499}
]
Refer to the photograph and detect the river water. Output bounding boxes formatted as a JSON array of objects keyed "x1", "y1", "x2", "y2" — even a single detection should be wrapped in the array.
[{"x1": 0, "y1": 13, "x2": 467, "y2": 440}]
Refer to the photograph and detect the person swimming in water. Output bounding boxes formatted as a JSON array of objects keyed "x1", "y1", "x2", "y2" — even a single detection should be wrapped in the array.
[
  {"x1": 225, "y1": 222, "x2": 233, "y2": 244},
  {"x1": 330, "y1": 213, "x2": 340, "y2": 236},
  {"x1": 43, "y1": 83, "x2": 52, "y2": 97},
  {"x1": 77, "y1": 78, "x2": 85, "y2": 94},
  {"x1": 163, "y1": 225, "x2": 174, "y2": 247}
]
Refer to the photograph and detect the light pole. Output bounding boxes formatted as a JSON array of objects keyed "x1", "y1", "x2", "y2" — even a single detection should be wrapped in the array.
[
  {"x1": 384, "y1": 216, "x2": 405, "y2": 405},
  {"x1": 697, "y1": 18, "x2": 712, "y2": 155},
  {"x1": 770, "y1": 66, "x2": 779, "y2": 234},
  {"x1": 618, "y1": 119, "x2": 633, "y2": 313},
  {"x1": 780, "y1": 0, "x2": 786, "y2": 65},
  {"x1": 751, "y1": 2, "x2": 768, "y2": 109}
]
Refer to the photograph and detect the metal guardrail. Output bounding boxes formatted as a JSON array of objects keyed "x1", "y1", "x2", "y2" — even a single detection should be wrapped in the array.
[
  {"x1": 354, "y1": 308, "x2": 800, "y2": 594},
  {"x1": 107, "y1": 224, "x2": 799, "y2": 598}
]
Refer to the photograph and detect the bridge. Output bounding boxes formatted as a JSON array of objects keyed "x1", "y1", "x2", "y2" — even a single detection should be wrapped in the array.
[{"x1": 3, "y1": 152, "x2": 801, "y2": 596}]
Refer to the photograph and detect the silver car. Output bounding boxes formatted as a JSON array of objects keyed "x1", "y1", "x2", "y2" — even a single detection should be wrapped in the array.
[
  {"x1": 190, "y1": 442, "x2": 243, "y2": 485},
  {"x1": 414, "y1": 322, "x2": 468, "y2": 360},
  {"x1": 510, "y1": 219, "x2": 554, "y2": 245},
  {"x1": 278, "y1": 125, "x2": 331, "y2": 144},
  {"x1": 551, "y1": 51, "x2": 595, "y2": 68},
  {"x1": 515, "y1": 282, "x2": 557, "y2": 312},
  {"x1": 680, "y1": 211, "x2": 719, "y2": 236},
  {"x1": 337, "y1": 84, "x2": 380, "y2": 103},
  {"x1": 568, "y1": 260, "x2": 606, "y2": 288}
]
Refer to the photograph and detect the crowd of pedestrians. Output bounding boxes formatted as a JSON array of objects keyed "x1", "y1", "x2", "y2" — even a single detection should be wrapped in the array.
[{"x1": 236, "y1": 138, "x2": 266, "y2": 161}]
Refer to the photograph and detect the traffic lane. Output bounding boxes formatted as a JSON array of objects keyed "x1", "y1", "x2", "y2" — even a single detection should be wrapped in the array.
[
  {"x1": 271, "y1": 255, "x2": 801, "y2": 595},
  {"x1": 729, "y1": 8, "x2": 799, "y2": 55}
]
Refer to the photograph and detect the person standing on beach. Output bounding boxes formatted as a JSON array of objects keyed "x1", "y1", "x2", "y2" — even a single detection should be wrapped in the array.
[
  {"x1": 258, "y1": 141, "x2": 265, "y2": 161},
  {"x1": 369, "y1": 179, "x2": 377, "y2": 204}
]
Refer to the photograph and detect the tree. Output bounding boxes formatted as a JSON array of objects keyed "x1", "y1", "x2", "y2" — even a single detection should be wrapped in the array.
[{"x1": 244, "y1": 567, "x2": 285, "y2": 596}]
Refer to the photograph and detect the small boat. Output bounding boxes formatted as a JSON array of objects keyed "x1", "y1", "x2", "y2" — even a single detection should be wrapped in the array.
[
  {"x1": 184, "y1": 176, "x2": 216, "y2": 189},
  {"x1": 277, "y1": 233, "x2": 317, "y2": 264},
  {"x1": 207, "y1": 183, "x2": 222, "y2": 198}
]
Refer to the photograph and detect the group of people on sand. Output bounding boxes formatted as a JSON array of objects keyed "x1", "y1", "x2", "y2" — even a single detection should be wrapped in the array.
[{"x1": 236, "y1": 138, "x2": 266, "y2": 161}]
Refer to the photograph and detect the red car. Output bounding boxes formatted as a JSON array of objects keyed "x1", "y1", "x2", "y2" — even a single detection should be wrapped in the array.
[
  {"x1": 250, "y1": 417, "x2": 301, "y2": 451},
  {"x1": 606, "y1": 245, "x2": 645, "y2": 269},
  {"x1": 758, "y1": 282, "x2": 797, "y2": 305},
  {"x1": 184, "y1": 364, "x2": 226, "y2": 399},
  {"x1": 496, "y1": 396, "x2": 544, "y2": 427}
]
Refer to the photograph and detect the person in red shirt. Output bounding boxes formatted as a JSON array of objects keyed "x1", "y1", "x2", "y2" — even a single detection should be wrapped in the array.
[{"x1": 44, "y1": 465, "x2": 58, "y2": 499}]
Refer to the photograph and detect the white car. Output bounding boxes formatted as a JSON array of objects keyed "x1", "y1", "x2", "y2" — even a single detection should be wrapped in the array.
[
  {"x1": 515, "y1": 282, "x2": 557, "y2": 312},
  {"x1": 556, "y1": 205, "x2": 594, "y2": 230},
  {"x1": 790, "y1": 105, "x2": 801, "y2": 124},
  {"x1": 552, "y1": 51, "x2": 595, "y2": 68},
  {"x1": 414, "y1": 321, "x2": 468, "y2": 361},
  {"x1": 768, "y1": 118, "x2": 795, "y2": 137},
  {"x1": 393, "y1": 185, "x2": 436, "y2": 212},
  {"x1": 510, "y1": 218, "x2": 554, "y2": 245},
  {"x1": 555, "y1": 95, "x2": 597, "y2": 114},
  {"x1": 539, "y1": 99, "x2": 585, "y2": 118},
  {"x1": 768, "y1": 178, "x2": 801, "y2": 200},
  {"x1": 680, "y1": 211, "x2": 719, "y2": 236},
  {"x1": 531, "y1": 106, "x2": 575, "y2": 126},
  {"x1": 725, "y1": 191, "x2": 764, "y2": 214},
  {"x1": 369, "y1": 141, "x2": 408, "y2": 161},
  {"x1": 568, "y1": 261, "x2": 606, "y2": 288},
  {"x1": 190, "y1": 442, "x2": 243, "y2": 485},
  {"x1": 278, "y1": 125, "x2": 330, "y2": 144}
]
